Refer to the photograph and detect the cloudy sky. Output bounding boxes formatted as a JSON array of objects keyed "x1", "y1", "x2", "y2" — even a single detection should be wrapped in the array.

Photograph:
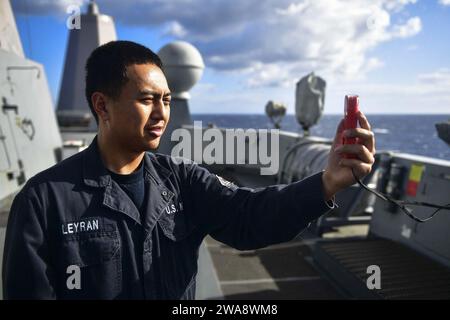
[{"x1": 11, "y1": 0, "x2": 450, "y2": 114}]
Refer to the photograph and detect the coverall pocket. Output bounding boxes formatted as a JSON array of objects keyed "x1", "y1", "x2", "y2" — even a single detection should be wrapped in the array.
[
  {"x1": 157, "y1": 211, "x2": 196, "y2": 241},
  {"x1": 156, "y1": 214, "x2": 199, "y2": 299},
  {"x1": 57, "y1": 231, "x2": 122, "y2": 299}
]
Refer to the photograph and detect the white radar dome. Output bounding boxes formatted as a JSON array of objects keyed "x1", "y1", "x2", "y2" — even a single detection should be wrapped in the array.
[{"x1": 158, "y1": 41, "x2": 204, "y2": 99}]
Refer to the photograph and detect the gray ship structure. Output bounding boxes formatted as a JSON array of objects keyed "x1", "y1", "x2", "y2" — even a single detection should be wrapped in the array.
[{"x1": 1, "y1": 0, "x2": 449, "y2": 299}]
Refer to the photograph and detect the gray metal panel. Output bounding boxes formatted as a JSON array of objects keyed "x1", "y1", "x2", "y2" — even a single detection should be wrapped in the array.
[
  {"x1": 369, "y1": 154, "x2": 450, "y2": 268},
  {"x1": 0, "y1": 49, "x2": 62, "y2": 200},
  {"x1": 0, "y1": 0, "x2": 24, "y2": 58},
  {"x1": 0, "y1": 226, "x2": 5, "y2": 300},
  {"x1": 314, "y1": 238, "x2": 450, "y2": 299}
]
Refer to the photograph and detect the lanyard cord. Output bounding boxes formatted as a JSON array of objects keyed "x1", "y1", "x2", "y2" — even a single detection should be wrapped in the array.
[{"x1": 351, "y1": 168, "x2": 450, "y2": 223}]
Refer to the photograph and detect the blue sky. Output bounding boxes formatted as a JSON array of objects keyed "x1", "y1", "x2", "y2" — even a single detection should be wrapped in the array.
[{"x1": 12, "y1": 0, "x2": 450, "y2": 114}]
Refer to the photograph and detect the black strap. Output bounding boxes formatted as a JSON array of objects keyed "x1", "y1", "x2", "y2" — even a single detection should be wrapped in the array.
[{"x1": 351, "y1": 168, "x2": 450, "y2": 223}]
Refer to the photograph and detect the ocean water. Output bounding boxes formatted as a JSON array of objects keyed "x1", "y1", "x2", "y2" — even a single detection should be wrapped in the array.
[{"x1": 191, "y1": 114, "x2": 450, "y2": 161}]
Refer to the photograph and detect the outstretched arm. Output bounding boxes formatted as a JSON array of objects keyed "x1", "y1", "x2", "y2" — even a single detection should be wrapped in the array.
[{"x1": 184, "y1": 112, "x2": 375, "y2": 250}]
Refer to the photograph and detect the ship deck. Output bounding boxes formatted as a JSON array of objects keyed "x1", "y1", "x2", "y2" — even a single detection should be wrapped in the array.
[
  {"x1": 203, "y1": 236, "x2": 343, "y2": 299},
  {"x1": 201, "y1": 225, "x2": 370, "y2": 300}
]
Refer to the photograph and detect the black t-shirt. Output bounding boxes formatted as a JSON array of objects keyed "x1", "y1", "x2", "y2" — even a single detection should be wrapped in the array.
[
  {"x1": 108, "y1": 159, "x2": 146, "y2": 215},
  {"x1": 108, "y1": 159, "x2": 149, "y2": 297}
]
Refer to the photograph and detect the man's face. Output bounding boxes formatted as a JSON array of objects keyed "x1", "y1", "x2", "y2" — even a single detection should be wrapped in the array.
[{"x1": 105, "y1": 63, "x2": 171, "y2": 152}]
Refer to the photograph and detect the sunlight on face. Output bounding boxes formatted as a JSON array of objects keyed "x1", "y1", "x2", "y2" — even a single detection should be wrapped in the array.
[{"x1": 107, "y1": 64, "x2": 171, "y2": 152}]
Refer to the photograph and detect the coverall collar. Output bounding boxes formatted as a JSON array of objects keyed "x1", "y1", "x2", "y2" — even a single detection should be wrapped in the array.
[
  {"x1": 82, "y1": 135, "x2": 173, "y2": 188},
  {"x1": 82, "y1": 135, "x2": 175, "y2": 230}
]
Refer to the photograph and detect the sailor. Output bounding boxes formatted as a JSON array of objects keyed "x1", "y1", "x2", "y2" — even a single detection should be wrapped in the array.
[{"x1": 2, "y1": 41, "x2": 376, "y2": 299}]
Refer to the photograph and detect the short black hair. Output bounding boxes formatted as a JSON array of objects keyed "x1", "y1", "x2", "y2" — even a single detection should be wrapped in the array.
[{"x1": 85, "y1": 40, "x2": 164, "y2": 124}]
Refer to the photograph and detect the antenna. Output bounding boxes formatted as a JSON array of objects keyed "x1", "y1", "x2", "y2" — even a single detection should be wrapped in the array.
[{"x1": 87, "y1": 0, "x2": 99, "y2": 15}]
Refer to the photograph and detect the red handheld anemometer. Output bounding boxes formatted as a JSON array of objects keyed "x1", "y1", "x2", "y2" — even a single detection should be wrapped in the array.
[{"x1": 342, "y1": 95, "x2": 359, "y2": 159}]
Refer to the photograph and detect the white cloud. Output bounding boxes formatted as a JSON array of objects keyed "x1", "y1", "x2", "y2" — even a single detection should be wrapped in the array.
[
  {"x1": 190, "y1": 67, "x2": 450, "y2": 115},
  {"x1": 190, "y1": 82, "x2": 217, "y2": 96},
  {"x1": 384, "y1": 0, "x2": 417, "y2": 11},
  {"x1": 391, "y1": 17, "x2": 422, "y2": 38},
  {"x1": 324, "y1": 68, "x2": 450, "y2": 114},
  {"x1": 439, "y1": 0, "x2": 450, "y2": 6},
  {"x1": 245, "y1": 63, "x2": 295, "y2": 88},
  {"x1": 330, "y1": 69, "x2": 450, "y2": 98},
  {"x1": 406, "y1": 44, "x2": 419, "y2": 51},
  {"x1": 13, "y1": 0, "x2": 85, "y2": 15},
  {"x1": 184, "y1": 0, "x2": 420, "y2": 86},
  {"x1": 163, "y1": 21, "x2": 188, "y2": 38},
  {"x1": 417, "y1": 68, "x2": 450, "y2": 88},
  {"x1": 275, "y1": 2, "x2": 309, "y2": 15},
  {"x1": 15, "y1": 0, "x2": 423, "y2": 89}
]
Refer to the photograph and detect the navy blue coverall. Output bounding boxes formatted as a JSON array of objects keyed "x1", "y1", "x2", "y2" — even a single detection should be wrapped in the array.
[{"x1": 2, "y1": 137, "x2": 335, "y2": 299}]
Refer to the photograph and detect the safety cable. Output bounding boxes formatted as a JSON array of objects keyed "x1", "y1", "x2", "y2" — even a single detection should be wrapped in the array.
[{"x1": 351, "y1": 168, "x2": 450, "y2": 223}]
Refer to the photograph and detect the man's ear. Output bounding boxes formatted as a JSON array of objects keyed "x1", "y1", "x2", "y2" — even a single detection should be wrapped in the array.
[{"x1": 91, "y1": 92, "x2": 110, "y2": 123}]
